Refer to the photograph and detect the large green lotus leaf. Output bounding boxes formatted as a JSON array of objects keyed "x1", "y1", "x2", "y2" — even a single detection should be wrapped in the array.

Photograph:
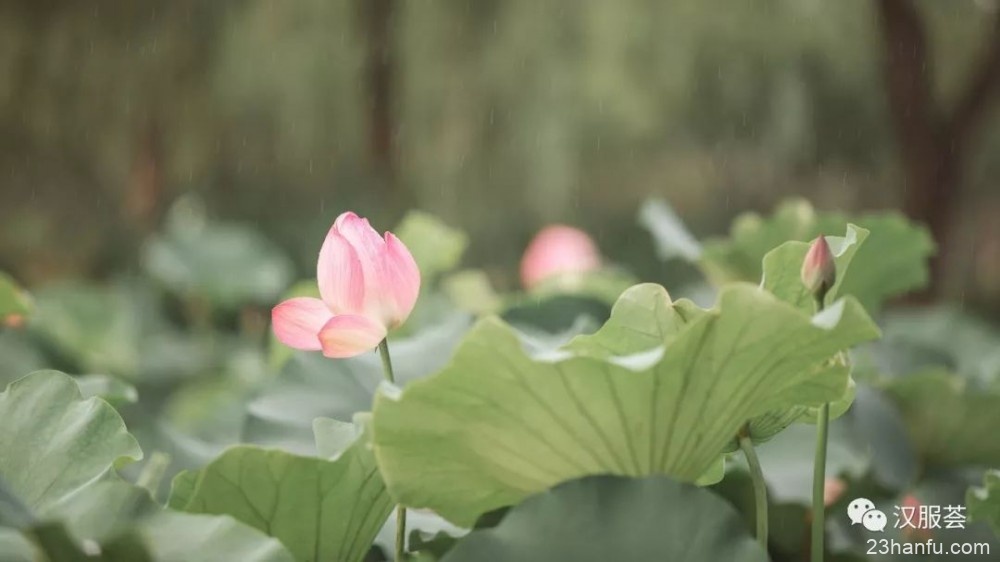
[
  {"x1": 169, "y1": 419, "x2": 392, "y2": 562},
  {"x1": 0, "y1": 371, "x2": 142, "y2": 514},
  {"x1": 247, "y1": 313, "x2": 470, "y2": 455},
  {"x1": 968, "y1": 470, "x2": 1000, "y2": 537},
  {"x1": 441, "y1": 475, "x2": 767, "y2": 562},
  {"x1": 0, "y1": 272, "x2": 31, "y2": 320},
  {"x1": 698, "y1": 198, "x2": 933, "y2": 312},
  {"x1": 883, "y1": 370, "x2": 1000, "y2": 467},
  {"x1": 372, "y1": 283, "x2": 880, "y2": 526},
  {"x1": 568, "y1": 284, "x2": 867, "y2": 447}
]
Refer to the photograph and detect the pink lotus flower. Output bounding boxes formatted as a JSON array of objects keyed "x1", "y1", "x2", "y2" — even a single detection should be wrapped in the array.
[
  {"x1": 271, "y1": 212, "x2": 420, "y2": 358},
  {"x1": 520, "y1": 225, "x2": 601, "y2": 290},
  {"x1": 801, "y1": 235, "x2": 836, "y2": 299}
]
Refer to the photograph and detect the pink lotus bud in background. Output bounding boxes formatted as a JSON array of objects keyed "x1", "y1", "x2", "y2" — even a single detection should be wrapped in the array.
[
  {"x1": 801, "y1": 235, "x2": 836, "y2": 300},
  {"x1": 520, "y1": 225, "x2": 601, "y2": 290},
  {"x1": 899, "y1": 494, "x2": 934, "y2": 541},
  {"x1": 271, "y1": 211, "x2": 420, "y2": 358},
  {"x1": 823, "y1": 477, "x2": 846, "y2": 506}
]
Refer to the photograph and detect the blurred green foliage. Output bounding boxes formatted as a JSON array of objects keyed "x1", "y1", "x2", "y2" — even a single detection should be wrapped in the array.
[{"x1": 1, "y1": 0, "x2": 998, "y2": 308}]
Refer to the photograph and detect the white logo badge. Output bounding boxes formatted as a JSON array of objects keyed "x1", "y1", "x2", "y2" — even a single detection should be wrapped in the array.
[
  {"x1": 848, "y1": 497, "x2": 876, "y2": 525},
  {"x1": 862, "y1": 509, "x2": 888, "y2": 532}
]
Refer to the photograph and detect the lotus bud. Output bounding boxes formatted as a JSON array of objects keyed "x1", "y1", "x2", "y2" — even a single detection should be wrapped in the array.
[{"x1": 801, "y1": 236, "x2": 836, "y2": 303}]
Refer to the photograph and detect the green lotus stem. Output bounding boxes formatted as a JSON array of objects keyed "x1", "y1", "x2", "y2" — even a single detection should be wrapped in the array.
[
  {"x1": 394, "y1": 505, "x2": 407, "y2": 561},
  {"x1": 811, "y1": 294, "x2": 830, "y2": 562},
  {"x1": 378, "y1": 339, "x2": 406, "y2": 561},
  {"x1": 738, "y1": 431, "x2": 768, "y2": 551},
  {"x1": 812, "y1": 402, "x2": 830, "y2": 562}
]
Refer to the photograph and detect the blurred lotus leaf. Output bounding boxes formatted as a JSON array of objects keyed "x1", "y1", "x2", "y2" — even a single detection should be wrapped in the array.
[
  {"x1": 883, "y1": 370, "x2": 1000, "y2": 468},
  {"x1": 394, "y1": 210, "x2": 468, "y2": 283},
  {"x1": 143, "y1": 199, "x2": 294, "y2": 309},
  {"x1": 968, "y1": 470, "x2": 1000, "y2": 537},
  {"x1": 30, "y1": 281, "x2": 214, "y2": 381},
  {"x1": 441, "y1": 475, "x2": 767, "y2": 562},
  {"x1": 372, "y1": 283, "x2": 878, "y2": 526},
  {"x1": 75, "y1": 374, "x2": 139, "y2": 405},
  {"x1": 0, "y1": 331, "x2": 47, "y2": 388},
  {"x1": 442, "y1": 269, "x2": 503, "y2": 316},
  {"x1": 754, "y1": 421, "x2": 869, "y2": 505},
  {"x1": 643, "y1": 198, "x2": 934, "y2": 313},
  {"x1": 638, "y1": 198, "x2": 703, "y2": 261},
  {"x1": 250, "y1": 312, "x2": 469, "y2": 454},
  {"x1": 878, "y1": 306, "x2": 1000, "y2": 387}
]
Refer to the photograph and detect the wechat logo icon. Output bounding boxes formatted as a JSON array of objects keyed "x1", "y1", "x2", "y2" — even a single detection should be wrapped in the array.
[{"x1": 848, "y1": 497, "x2": 887, "y2": 532}]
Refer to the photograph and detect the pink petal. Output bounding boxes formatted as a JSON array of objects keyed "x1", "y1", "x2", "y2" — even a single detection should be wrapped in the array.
[
  {"x1": 317, "y1": 221, "x2": 366, "y2": 315},
  {"x1": 271, "y1": 297, "x2": 333, "y2": 351},
  {"x1": 376, "y1": 233, "x2": 421, "y2": 327},
  {"x1": 318, "y1": 314, "x2": 388, "y2": 358},
  {"x1": 332, "y1": 212, "x2": 390, "y2": 318},
  {"x1": 334, "y1": 212, "x2": 385, "y2": 262},
  {"x1": 520, "y1": 225, "x2": 601, "y2": 289}
]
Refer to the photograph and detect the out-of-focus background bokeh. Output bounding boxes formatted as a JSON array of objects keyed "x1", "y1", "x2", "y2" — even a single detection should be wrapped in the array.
[{"x1": 2, "y1": 0, "x2": 998, "y2": 311}]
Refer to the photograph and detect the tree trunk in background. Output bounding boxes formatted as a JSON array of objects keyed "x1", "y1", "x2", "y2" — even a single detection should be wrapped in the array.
[
  {"x1": 876, "y1": 0, "x2": 1000, "y2": 298},
  {"x1": 363, "y1": 0, "x2": 396, "y2": 181}
]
